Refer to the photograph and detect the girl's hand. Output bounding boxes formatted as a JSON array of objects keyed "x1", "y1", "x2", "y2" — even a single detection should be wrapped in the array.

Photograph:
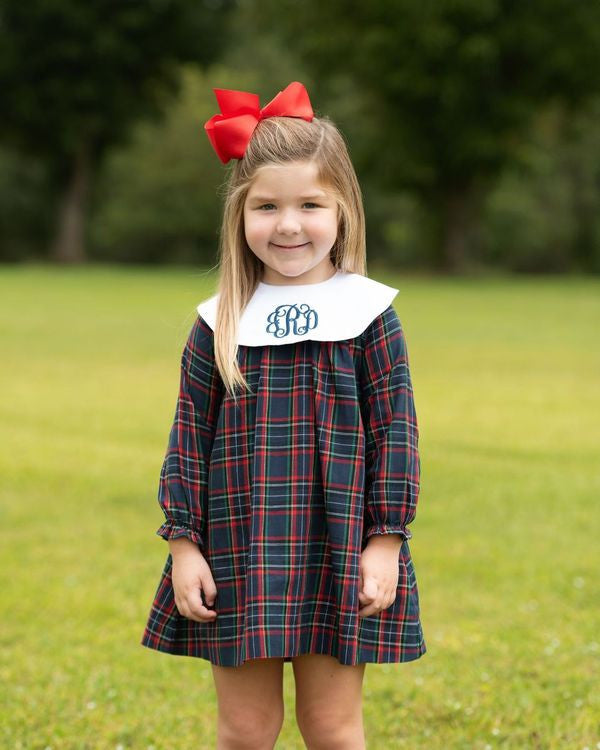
[
  {"x1": 358, "y1": 535, "x2": 402, "y2": 617},
  {"x1": 169, "y1": 538, "x2": 218, "y2": 623}
]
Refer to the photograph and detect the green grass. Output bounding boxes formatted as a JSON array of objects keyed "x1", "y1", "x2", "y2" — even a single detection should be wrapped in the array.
[{"x1": 1, "y1": 263, "x2": 599, "y2": 749}]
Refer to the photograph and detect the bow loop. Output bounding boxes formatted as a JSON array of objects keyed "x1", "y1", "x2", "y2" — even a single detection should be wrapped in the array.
[
  {"x1": 204, "y1": 81, "x2": 314, "y2": 164},
  {"x1": 259, "y1": 81, "x2": 313, "y2": 120},
  {"x1": 214, "y1": 89, "x2": 260, "y2": 117}
]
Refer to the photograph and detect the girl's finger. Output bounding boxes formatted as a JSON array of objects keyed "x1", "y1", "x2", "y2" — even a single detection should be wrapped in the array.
[
  {"x1": 358, "y1": 597, "x2": 384, "y2": 617},
  {"x1": 186, "y1": 590, "x2": 218, "y2": 621},
  {"x1": 186, "y1": 607, "x2": 217, "y2": 623},
  {"x1": 200, "y1": 578, "x2": 218, "y2": 606},
  {"x1": 359, "y1": 606, "x2": 381, "y2": 617}
]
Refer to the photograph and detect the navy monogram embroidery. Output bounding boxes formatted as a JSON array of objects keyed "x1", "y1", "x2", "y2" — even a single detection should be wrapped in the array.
[{"x1": 266, "y1": 303, "x2": 318, "y2": 339}]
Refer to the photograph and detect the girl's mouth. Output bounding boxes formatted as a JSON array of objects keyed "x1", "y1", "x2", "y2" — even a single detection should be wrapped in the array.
[{"x1": 271, "y1": 242, "x2": 309, "y2": 249}]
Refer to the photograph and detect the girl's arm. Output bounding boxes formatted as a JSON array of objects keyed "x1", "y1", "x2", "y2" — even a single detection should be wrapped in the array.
[
  {"x1": 155, "y1": 315, "x2": 225, "y2": 554},
  {"x1": 359, "y1": 305, "x2": 421, "y2": 544}
]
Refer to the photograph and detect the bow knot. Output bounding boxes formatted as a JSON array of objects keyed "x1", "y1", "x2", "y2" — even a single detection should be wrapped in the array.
[{"x1": 204, "y1": 81, "x2": 314, "y2": 164}]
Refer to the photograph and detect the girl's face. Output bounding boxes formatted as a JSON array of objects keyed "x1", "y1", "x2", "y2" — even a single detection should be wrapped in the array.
[{"x1": 243, "y1": 160, "x2": 339, "y2": 285}]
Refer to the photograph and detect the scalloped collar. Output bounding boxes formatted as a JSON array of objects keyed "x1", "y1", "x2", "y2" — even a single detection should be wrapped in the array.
[{"x1": 196, "y1": 269, "x2": 399, "y2": 347}]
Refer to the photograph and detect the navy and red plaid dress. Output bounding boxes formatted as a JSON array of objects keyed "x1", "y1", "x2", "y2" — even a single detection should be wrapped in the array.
[{"x1": 141, "y1": 302, "x2": 426, "y2": 666}]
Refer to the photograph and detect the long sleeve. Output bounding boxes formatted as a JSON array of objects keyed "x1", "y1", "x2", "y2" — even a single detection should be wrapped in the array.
[
  {"x1": 155, "y1": 314, "x2": 225, "y2": 551},
  {"x1": 359, "y1": 304, "x2": 420, "y2": 542}
]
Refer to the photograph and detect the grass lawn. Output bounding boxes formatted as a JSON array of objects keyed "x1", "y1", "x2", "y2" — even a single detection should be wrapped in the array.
[{"x1": 1, "y1": 263, "x2": 599, "y2": 749}]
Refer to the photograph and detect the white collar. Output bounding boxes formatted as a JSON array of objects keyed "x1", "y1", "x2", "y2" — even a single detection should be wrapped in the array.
[{"x1": 196, "y1": 269, "x2": 399, "y2": 347}]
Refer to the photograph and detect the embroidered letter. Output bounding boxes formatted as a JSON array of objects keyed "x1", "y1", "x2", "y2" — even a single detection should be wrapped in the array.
[{"x1": 266, "y1": 303, "x2": 318, "y2": 339}]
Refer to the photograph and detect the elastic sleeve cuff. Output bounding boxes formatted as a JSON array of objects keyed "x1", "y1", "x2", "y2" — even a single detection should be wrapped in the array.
[
  {"x1": 156, "y1": 521, "x2": 205, "y2": 549},
  {"x1": 365, "y1": 524, "x2": 412, "y2": 541}
]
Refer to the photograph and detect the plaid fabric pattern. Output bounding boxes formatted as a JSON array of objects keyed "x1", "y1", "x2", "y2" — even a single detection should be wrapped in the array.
[{"x1": 141, "y1": 304, "x2": 426, "y2": 666}]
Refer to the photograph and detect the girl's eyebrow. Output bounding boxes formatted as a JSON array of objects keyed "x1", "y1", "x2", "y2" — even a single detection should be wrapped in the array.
[{"x1": 247, "y1": 192, "x2": 329, "y2": 202}]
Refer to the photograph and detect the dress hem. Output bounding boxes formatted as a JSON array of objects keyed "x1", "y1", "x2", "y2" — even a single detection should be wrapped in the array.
[{"x1": 140, "y1": 634, "x2": 427, "y2": 667}]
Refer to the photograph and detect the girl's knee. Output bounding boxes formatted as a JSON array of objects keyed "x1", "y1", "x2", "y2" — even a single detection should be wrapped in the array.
[
  {"x1": 217, "y1": 703, "x2": 284, "y2": 749},
  {"x1": 295, "y1": 703, "x2": 364, "y2": 749},
  {"x1": 212, "y1": 657, "x2": 285, "y2": 747}
]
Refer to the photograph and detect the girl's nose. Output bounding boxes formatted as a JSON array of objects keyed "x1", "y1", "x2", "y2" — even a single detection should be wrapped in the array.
[{"x1": 276, "y1": 210, "x2": 301, "y2": 234}]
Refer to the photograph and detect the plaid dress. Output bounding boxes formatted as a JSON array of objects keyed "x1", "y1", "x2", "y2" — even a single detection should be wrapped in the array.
[{"x1": 141, "y1": 276, "x2": 426, "y2": 667}]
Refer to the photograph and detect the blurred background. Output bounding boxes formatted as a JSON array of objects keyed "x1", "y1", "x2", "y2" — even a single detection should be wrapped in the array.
[
  {"x1": 2, "y1": 0, "x2": 600, "y2": 274},
  {"x1": 1, "y1": 2, "x2": 600, "y2": 749}
]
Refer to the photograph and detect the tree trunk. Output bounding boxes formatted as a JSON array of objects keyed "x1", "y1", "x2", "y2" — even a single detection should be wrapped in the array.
[
  {"x1": 426, "y1": 184, "x2": 486, "y2": 273},
  {"x1": 565, "y1": 149, "x2": 595, "y2": 271},
  {"x1": 442, "y1": 191, "x2": 469, "y2": 272},
  {"x1": 50, "y1": 144, "x2": 90, "y2": 263}
]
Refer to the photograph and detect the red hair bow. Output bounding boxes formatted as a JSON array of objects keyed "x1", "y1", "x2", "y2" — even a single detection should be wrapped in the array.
[{"x1": 204, "y1": 81, "x2": 314, "y2": 164}]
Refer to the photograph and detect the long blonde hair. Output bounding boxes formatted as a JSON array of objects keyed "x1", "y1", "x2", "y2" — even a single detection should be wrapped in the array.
[{"x1": 212, "y1": 114, "x2": 367, "y2": 402}]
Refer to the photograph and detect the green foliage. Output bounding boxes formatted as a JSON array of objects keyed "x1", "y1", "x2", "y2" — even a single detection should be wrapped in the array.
[
  {"x1": 87, "y1": 64, "x2": 280, "y2": 264},
  {"x1": 0, "y1": 266, "x2": 599, "y2": 747},
  {"x1": 0, "y1": 148, "x2": 55, "y2": 260},
  {"x1": 0, "y1": 0, "x2": 235, "y2": 163},
  {"x1": 0, "y1": 0, "x2": 235, "y2": 262},
  {"x1": 243, "y1": 0, "x2": 600, "y2": 268},
  {"x1": 2, "y1": 1, "x2": 600, "y2": 270},
  {"x1": 88, "y1": 67, "x2": 225, "y2": 264},
  {"x1": 480, "y1": 100, "x2": 600, "y2": 272},
  {"x1": 251, "y1": 0, "x2": 600, "y2": 193}
]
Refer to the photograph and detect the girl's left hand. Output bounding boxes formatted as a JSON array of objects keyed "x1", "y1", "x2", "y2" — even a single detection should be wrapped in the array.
[{"x1": 357, "y1": 535, "x2": 402, "y2": 617}]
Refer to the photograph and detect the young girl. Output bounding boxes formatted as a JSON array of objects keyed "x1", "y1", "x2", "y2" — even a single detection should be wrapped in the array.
[{"x1": 141, "y1": 81, "x2": 426, "y2": 749}]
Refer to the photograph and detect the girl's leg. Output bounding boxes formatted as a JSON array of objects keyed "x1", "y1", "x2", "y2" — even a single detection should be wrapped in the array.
[
  {"x1": 210, "y1": 657, "x2": 285, "y2": 750},
  {"x1": 292, "y1": 654, "x2": 367, "y2": 750}
]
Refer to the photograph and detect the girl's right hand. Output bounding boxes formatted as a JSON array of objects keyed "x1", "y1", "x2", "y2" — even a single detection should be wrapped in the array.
[{"x1": 169, "y1": 538, "x2": 218, "y2": 623}]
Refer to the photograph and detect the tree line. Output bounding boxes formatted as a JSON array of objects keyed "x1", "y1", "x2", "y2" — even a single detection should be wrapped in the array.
[{"x1": 1, "y1": 0, "x2": 600, "y2": 272}]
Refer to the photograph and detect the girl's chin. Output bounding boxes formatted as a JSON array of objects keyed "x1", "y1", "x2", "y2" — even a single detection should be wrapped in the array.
[
  {"x1": 263, "y1": 261, "x2": 317, "y2": 281},
  {"x1": 267, "y1": 252, "x2": 313, "y2": 271}
]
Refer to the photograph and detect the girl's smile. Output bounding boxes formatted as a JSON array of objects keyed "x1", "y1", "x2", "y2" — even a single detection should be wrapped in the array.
[
  {"x1": 243, "y1": 160, "x2": 339, "y2": 285},
  {"x1": 270, "y1": 241, "x2": 312, "y2": 253},
  {"x1": 271, "y1": 242, "x2": 310, "y2": 249}
]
